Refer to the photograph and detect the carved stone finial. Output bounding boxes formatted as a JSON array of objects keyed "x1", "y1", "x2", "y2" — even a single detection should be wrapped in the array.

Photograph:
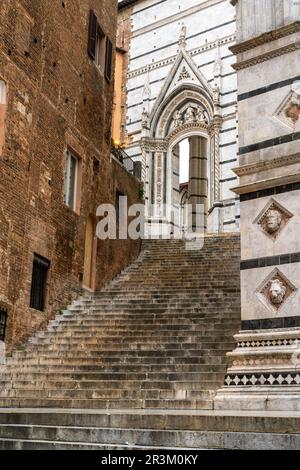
[
  {"x1": 212, "y1": 81, "x2": 220, "y2": 103},
  {"x1": 141, "y1": 107, "x2": 149, "y2": 128},
  {"x1": 214, "y1": 40, "x2": 222, "y2": 79},
  {"x1": 179, "y1": 23, "x2": 187, "y2": 49}
]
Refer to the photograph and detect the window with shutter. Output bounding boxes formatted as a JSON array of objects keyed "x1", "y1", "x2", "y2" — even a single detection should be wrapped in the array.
[
  {"x1": 30, "y1": 255, "x2": 50, "y2": 312},
  {"x1": 88, "y1": 10, "x2": 97, "y2": 60},
  {"x1": 105, "y1": 38, "x2": 113, "y2": 83}
]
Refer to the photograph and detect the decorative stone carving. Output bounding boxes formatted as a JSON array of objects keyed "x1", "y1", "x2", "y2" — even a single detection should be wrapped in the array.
[
  {"x1": 254, "y1": 198, "x2": 293, "y2": 240},
  {"x1": 195, "y1": 107, "x2": 207, "y2": 124},
  {"x1": 256, "y1": 268, "x2": 296, "y2": 314},
  {"x1": 212, "y1": 82, "x2": 220, "y2": 104},
  {"x1": 285, "y1": 98, "x2": 300, "y2": 123},
  {"x1": 269, "y1": 279, "x2": 287, "y2": 306},
  {"x1": 274, "y1": 81, "x2": 300, "y2": 130},
  {"x1": 184, "y1": 106, "x2": 194, "y2": 123},
  {"x1": 172, "y1": 109, "x2": 183, "y2": 129},
  {"x1": 177, "y1": 66, "x2": 192, "y2": 82},
  {"x1": 141, "y1": 107, "x2": 149, "y2": 128}
]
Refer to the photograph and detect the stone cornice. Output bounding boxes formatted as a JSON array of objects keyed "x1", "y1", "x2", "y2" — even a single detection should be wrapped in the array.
[
  {"x1": 232, "y1": 173, "x2": 300, "y2": 195},
  {"x1": 128, "y1": 34, "x2": 236, "y2": 79},
  {"x1": 233, "y1": 41, "x2": 300, "y2": 71},
  {"x1": 234, "y1": 153, "x2": 300, "y2": 177},
  {"x1": 230, "y1": 21, "x2": 300, "y2": 55}
]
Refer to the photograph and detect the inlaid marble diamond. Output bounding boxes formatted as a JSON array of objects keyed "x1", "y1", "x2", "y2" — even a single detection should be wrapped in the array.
[
  {"x1": 256, "y1": 268, "x2": 297, "y2": 314},
  {"x1": 254, "y1": 198, "x2": 293, "y2": 241},
  {"x1": 273, "y1": 81, "x2": 300, "y2": 130}
]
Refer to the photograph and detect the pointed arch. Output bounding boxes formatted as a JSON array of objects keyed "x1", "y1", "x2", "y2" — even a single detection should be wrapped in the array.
[{"x1": 150, "y1": 84, "x2": 214, "y2": 138}]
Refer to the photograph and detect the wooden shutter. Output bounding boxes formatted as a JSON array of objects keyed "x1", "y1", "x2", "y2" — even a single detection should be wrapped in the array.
[
  {"x1": 88, "y1": 10, "x2": 98, "y2": 60},
  {"x1": 105, "y1": 37, "x2": 113, "y2": 82}
]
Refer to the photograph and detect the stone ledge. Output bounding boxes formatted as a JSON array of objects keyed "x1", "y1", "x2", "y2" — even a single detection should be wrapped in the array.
[{"x1": 231, "y1": 22, "x2": 300, "y2": 55}]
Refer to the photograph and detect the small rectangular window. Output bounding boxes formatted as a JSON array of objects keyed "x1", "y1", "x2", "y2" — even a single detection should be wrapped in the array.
[
  {"x1": 105, "y1": 38, "x2": 113, "y2": 83},
  {"x1": 30, "y1": 255, "x2": 50, "y2": 312},
  {"x1": 0, "y1": 81, "x2": 6, "y2": 105},
  {"x1": 95, "y1": 27, "x2": 106, "y2": 70},
  {"x1": 64, "y1": 149, "x2": 79, "y2": 211},
  {"x1": 0, "y1": 308, "x2": 8, "y2": 342},
  {"x1": 0, "y1": 80, "x2": 7, "y2": 156},
  {"x1": 116, "y1": 190, "x2": 125, "y2": 225}
]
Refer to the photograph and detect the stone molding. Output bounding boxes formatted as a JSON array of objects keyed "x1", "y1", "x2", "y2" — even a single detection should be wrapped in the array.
[
  {"x1": 140, "y1": 138, "x2": 168, "y2": 153},
  {"x1": 234, "y1": 153, "x2": 300, "y2": 177},
  {"x1": 230, "y1": 22, "x2": 300, "y2": 55},
  {"x1": 128, "y1": 35, "x2": 236, "y2": 79},
  {"x1": 233, "y1": 40, "x2": 300, "y2": 71},
  {"x1": 237, "y1": 337, "x2": 300, "y2": 349},
  {"x1": 224, "y1": 372, "x2": 300, "y2": 387},
  {"x1": 166, "y1": 121, "x2": 210, "y2": 142},
  {"x1": 232, "y1": 173, "x2": 300, "y2": 195}
]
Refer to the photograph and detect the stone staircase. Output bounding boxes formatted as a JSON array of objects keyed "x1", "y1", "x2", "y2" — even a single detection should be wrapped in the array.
[{"x1": 0, "y1": 234, "x2": 246, "y2": 448}]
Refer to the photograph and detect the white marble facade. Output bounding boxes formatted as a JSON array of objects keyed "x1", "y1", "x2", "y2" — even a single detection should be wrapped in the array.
[
  {"x1": 122, "y1": 0, "x2": 238, "y2": 235},
  {"x1": 214, "y1": 0, "x2": 300, "y2": 412}
]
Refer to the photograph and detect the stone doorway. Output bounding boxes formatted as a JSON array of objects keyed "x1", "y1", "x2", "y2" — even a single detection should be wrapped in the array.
[
  {"x1": 171, "y1": 134, "x2": 208, "y2": 236},
  {"x1": 83, "y1": 216, "x2": 97, "y2": 290}
]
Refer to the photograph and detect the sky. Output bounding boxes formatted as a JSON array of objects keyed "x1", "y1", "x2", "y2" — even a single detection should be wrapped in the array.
[{"x1": 179, "y1": 140, "x2": 189, "y2": 184}]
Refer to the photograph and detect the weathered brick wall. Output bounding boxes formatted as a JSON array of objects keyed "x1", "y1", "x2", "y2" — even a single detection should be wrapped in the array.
[
  {"x1": 0, "y1": 0, "x2": 141, "y2": 352},
  {"x1": 117, "y1": 3, "x2": 133, "y2": 145}
]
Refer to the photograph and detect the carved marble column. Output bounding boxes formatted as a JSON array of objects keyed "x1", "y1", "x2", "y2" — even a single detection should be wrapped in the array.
[{"x1": 215, "y1": 0, "x2": 300, "y2": 411}]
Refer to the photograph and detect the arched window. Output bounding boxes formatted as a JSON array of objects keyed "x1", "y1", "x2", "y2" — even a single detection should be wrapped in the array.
[{"x1": 0, "y1": 80, "x2": 7, "y2": 156}]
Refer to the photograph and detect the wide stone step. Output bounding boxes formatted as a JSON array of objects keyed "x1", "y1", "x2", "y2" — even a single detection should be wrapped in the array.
[
  {"x1": 0, "y1": 387, "x2": 216, "y2": 401},
  {"x1": 0, "y1": 363, "x2": 227, "y2": 375},
  {"x1": 0, "y1": 398, "x2": 214, "y2": 410},
  {"x1": 0, "y1": 422, "x2": 297, "y2": 450},
  {"x1": 5, "y1": 358, "x2": 227, "y2": 368},
  {"x1": 0, "y1": 379, "x2": 221, "y2": 392},
  {"x1": 11, "y1": 349, "x2": 233, "y2": 362},
  {"x1": 28, "y1": 335, "x2": 235, "y2": 346}
]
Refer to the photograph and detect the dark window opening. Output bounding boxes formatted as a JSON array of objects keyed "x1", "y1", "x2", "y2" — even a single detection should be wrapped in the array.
[
  {"x1": 105, "y1": 37, "x2": 113, "y2": 83},
  {"x1": 0, "y1": 308, "x2": 8, "y2": 342},
  {"x1": 116, "y1": 190, "x2": 125, "y2": 226},
  {"x1": 30, "y1": 255, "x2": 50, "y2": 312}
]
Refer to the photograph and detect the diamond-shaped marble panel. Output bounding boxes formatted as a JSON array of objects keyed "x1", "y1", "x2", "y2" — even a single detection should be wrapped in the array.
[
  {"x1": 273, "y1": 81, "x2": 300, "y2": 130},
  {"x1": 256, "y1": 268, "x2": 297, "y2": 314},
  {"x1": 254, "y1": 198, "x2": 293, "y2": 240}
]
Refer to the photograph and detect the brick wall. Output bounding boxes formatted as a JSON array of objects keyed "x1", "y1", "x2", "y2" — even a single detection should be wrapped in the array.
[
  {"x1": 0, "y1": 0, "x2": 141, "y2": 352},
  {"x1": 116, "y1": 3, "x2": 134, "y2": 145}
]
